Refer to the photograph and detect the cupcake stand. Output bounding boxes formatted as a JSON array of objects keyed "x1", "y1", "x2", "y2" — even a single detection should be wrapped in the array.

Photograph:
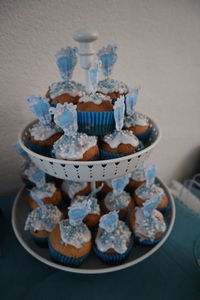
[{"x1": 12, "y1": 29, "x2": 175, "y2": 274}]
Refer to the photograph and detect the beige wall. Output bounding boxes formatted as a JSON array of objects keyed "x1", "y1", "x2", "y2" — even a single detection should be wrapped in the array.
[{"x1": 0, "y1": 0, "x2": 200, "y2": 197}]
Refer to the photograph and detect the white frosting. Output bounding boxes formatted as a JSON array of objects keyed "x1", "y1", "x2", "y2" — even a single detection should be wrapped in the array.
[
  {"x1": 29, "y1": 122, "x2": 61, "y2": 141},
  {"x1": 131, "y1": 168, "x2": 146, "y2": 182},
  {"x1": 134, "y1": 207, "x2": 166, "y2": 240},
  {"x1": 95, "y1": 220, "x2": 131, "y2": 254},
  {"x1": 135, "y1": 184, "x2": 164, "y2": 200},
  {"x1": 59, "y1": 219, "x2": 91, "y2": 248},
  {"x1": 97, "y1": 79, "x2": 129, "y2": 94},
  {"x1": 53, "y1": 133, "x2": 97, "y2": 160},
  {"x1": 31, "y1": 183, "x2": 56, "y2": 199},
  {"x1": 103, "y1": 130, "x2": 139, "y2": 148},
  {"x1": 71, "y1": 195, "x2": 100, "y2": 215},
  {"x1": 104, "y1": 191, "x2": 131, "y2": 211},
  {"x1": 61, "y1": 181, "x2": 88, "y2": 198},
  {"x1": 79, "y1": 94, "x2": 111, "y2": 105},
  {"x1": 49, "y1": 80, "x2": 85, "y2": 99},
  {"x1": 124, "y1": 112, "x2": 149, "y2": 128}
]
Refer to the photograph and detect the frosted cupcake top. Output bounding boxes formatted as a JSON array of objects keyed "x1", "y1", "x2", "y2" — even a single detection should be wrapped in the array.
[
  {"x1": 71, "y1": 195, "x2": 100, "y2": 215},
  {"x1": 59, "y1": 219, "x2": 91, "y2": 248},
  {"x1": 24, "y1": 204, "x2": 61, "y2": 232},
  {"x1": 61, "y1": 181, "x2": 88, "y2": 199},
  {"x1": 130, "y1": 166, "x2": 146, "y2": 182},
  {"x1": 124, "y1": 112, "x2": 149, "y2": 128},
  {"x1": 95, "y1": 212, "x2": 131, "y2": 254},
  {"x1": 103, "y1": 130, "x2": 139, "y2": 148},
  {"x1": 135, "y1": 183, "x2": 164, "y2": 200},
  {"x1": 48, "y1": 81, "x2": 86, "y2": 99},
  {"x1": 52, "y1": 133, "x2": 97, "y2": 160},
  {"x1": 134, "y1": 207, "x2": 166, "y2": 241},
  {"x1": 31, "y1": 183, "x2": 56, "y2": 199},
  {"x1": 97, "y1": 79, "x2": 129, "y2": 94},
  {"x1": 79, "y1": 93, "x2": 111, "y2": 105},
  {"x1": 104, "y1": 191, "x2": 131, "y2": 211},
  {"x1": 29, "y1": 122, "x2": 61, "y2": 141}
]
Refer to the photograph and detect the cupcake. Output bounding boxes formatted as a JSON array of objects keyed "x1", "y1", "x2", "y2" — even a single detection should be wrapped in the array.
[
  {"x1": 102, "y1": 175, "x2": 133, "y2": 219},
  {"x1": 94, "y1": 212, "x2": 133, "y2": 265},
  {"x1": 50, "y1": 103, "x2": 99, "y2": 161},
  {"x1": 46, "y1": 47, "x2": 86, "y2": 106},
  {"x1": 71, "y1": 195, "x2": 101, "y2": 228},
  {"x1": 28, "y1": 182, "x2": 62, "y2": 210},
  {"x1": 24, "y1": 204, "x2": 62, "y2": 246},
  {"x1": 124, "y1": 112, "x2": 150, "y2": 141},
  {"x1": 26, "y1": 95, "x2": 62, "y2": 156},
  {"x1": 77, "y1": 93, "x2": 115, "y2": 136},
  {"x1": 97, "y1": 45, "x2": 129, "y2": 100},
  {"x1": 129, "y1": 207, "x2": 166, "y2": 245},
  {"x1": 48, "y1": 200, "x2": 92, "y2": 266},
  {"x1": 128, "y1": 165, "x2": 147, "y2": 192},
  {"x1": 61, "y1": 180, "x2": 91, "y2": 199}
]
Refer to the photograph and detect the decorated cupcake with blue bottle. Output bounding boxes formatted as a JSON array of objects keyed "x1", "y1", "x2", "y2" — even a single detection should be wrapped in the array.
[
  {"x1": 26, "y1": 95, "x2": 62, "y2": 156},
  {"x1": 129, "y1": 193, "x2": 167, "y2": 245},
  {"x1": 134, "y1": 164, "x2": 168, "y2": 212},
  {"x1": 102, "y1": 174, "x2": 134, "y2": 220},
  {"x1": 94, "y1": 211, "x2": 133, "y2": 265},
  {"x1": 123, "y1": 87, "x2": 151, "y2": 142},
  {"x1": 77, "y1": 60, "x2": 115, "y2": 136},
  {"x1": 48, "y1": 200, "x2": 92, "y2": 266},
  {"x1": 24, "y1": 193, "x2": 62, "y2": 246},
  {"x1": 100, "y1": 97, "x2": 141, "y2": 159},
  {"x1": 97, "y1": 45, "x2": 129, "y2": 101},
  {"x1": 46, "y1": 46, "x2": 86, "y2": 106},
  {"x1": 26, "y1": 165, "x2": 62, "y2": 210},
  {"x1": 50, "y1": 102, "x2": 99, "y2": 161},
  {"x1": 127, "y1": 164, "x2": 148, "y2": 193}
]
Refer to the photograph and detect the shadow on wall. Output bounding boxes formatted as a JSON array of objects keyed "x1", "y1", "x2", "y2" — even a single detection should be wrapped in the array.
[{"x1": 174, "y1": 146, "x2": 200, "y2": 182}]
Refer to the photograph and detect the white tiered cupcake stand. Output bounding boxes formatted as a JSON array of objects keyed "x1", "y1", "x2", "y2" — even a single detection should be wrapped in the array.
[{"x1": 12, "y1": 29, "x2": 175, "y2": 274}]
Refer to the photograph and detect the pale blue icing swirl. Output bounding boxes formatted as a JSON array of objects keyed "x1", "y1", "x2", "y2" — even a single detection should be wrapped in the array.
[
  {"x1": 124, "y1": 112, "x2": 149, "y2": 128},
  {"x1": 71, "y1": 195, "x2": 100, "y2": 215},
  {"x1": 52, "y1": 133, "x2": 97, "y2": 160},
  {"x1": 97, "y1": 79, "x2": 129, "y2": 94},
  {"x1": 29, "y1": 122, "x2": 62, "y2": 141},
  {"x1": 103, "y1": 130, "x2": 139, "y2": 148},
  {"x1": 134, "y1": 207, "x2": 166, "y2": 241},
  {"x1": 95, "y1": 220, "x2": 131, "y2": 254},
  {"x1": 48, "y1": 81, "x2": 86, "y2": 99},
  {"x1": 104, "y1": 191, "x2": 131, "y2": 211},
  {"x1": 135, "y1": 183, "x2": 164, "y2": 200},
  {"x1": 59, "y1": 219, "x2": 91, "y2": 248},
  {"x1": 24, "y1": 204, "x2": 61, "y2": 232}
]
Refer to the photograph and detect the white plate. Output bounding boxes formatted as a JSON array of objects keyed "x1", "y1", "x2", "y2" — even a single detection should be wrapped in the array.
[
  {"x1": 11, "y1": 177, "x2": 175, "y2": 274},
  {"x1": 18, "y1": 116, "x2": 161, "y2": 181}
]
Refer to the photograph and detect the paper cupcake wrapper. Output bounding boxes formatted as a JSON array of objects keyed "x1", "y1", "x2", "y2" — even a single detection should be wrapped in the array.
[
  {"x1": 30, "y1": 233, "x2": 48, "y2": 247},
  {"x1": 100, "y1": 141, "x2": 144, "y2": 160},
  {"x1": 134, "y1": 235, "x2": 163, "y2": 245},
  {"x1": 135, "y1": 127, "x2": 152, "y2": 142},
  {"x1": 77, "y1": 111, "x2": 115, "y2": 136},
  {"x1": 26, "y1": 140, "x2": 52, "y2": 157},
  {"x1": 93, "y1": 238, "x2": 134, "y2": 265},
  {"x1": 48, "y1": 239, "x2": 90, "y2": 267}
]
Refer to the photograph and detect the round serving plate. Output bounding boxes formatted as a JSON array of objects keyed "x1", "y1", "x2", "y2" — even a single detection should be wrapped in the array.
[
  {"x1": 12, "y1": 177, "x2": 175, "y2": 274},
  {"x1": 18, "y1": 116, "x2": 161, "y2": 182}
]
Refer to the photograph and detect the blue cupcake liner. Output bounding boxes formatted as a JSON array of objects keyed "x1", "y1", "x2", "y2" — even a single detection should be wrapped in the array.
[
  {"x1": 100, "y1": 141, "x2": 144, "y2": 160},
  {"x1": 136, "y1": 127, "x2": 152, "y2": 143},
  {"x1": 134, "y1": 235, "x2": 162, "y2": 245},
  {"x1": 93, "y1": 238, "x2": 134, "y2": 265},
  {"x1": 30, "y1": 233, "x2": 48, "y2": 247},
  {"x1": 48, "y1": 239, "x2": 90, "y2": 267},
  {"x1": 77, "y1": 111, "x2": 115, "y2": 136},
  {"x1": 26, "y1": 140, "x2": 52, "y2": 157}
]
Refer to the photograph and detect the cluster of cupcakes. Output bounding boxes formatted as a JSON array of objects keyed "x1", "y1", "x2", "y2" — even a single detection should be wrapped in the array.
[
  {"x1": 18, "y1": 158, "x2": 168, "y2": 267},
  {"x1": 25, "y1": 44, "x2": 152, "y2": 161}
]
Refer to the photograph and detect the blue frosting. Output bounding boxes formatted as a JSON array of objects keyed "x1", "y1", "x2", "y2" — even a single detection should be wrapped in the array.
[
  {"x1": 50, "y1": 103, "x2": 77, "y2": 135},
  {"x1": 112, "y1": 174, "x2": 130, "y2": 195},
  {"x1": 97, "y1": 45, "x2": 118, "y2": 77},
  {"x1": 99, "y1": 212, "x2": 119, "y2": 233},
  {"x1": 114, "y1": 97, "x2": 125, "y2": 131},
  {"x1": 55, "y1": 46, "x2": 78, "y2": 81},
  {"x1": 68, "y1": 200, "x2": 91, "y2": 226},
  {"x1": 125, "y1": 88, "x2": 140, "y2": 116},
  {"x1": 26, "y1": 95, "x2": 51, "y2": 125}
]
